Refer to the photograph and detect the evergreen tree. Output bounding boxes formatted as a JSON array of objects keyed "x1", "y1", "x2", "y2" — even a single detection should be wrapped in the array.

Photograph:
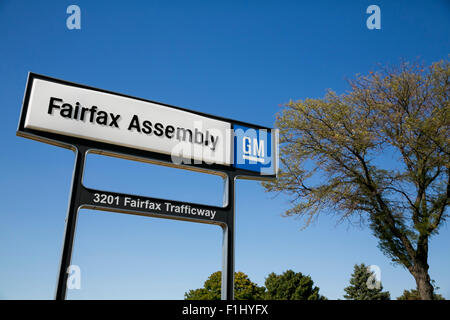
[{"x1": 344, "y1": 263, "x2": 390, "y2": 300}]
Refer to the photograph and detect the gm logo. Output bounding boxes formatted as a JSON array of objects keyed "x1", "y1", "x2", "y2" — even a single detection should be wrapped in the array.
[
  {"x1": 233, "y1": 124, "x2": 277, "y2": 175},
  {"x1": 243, "y1": 135, "x2": 265, "y2": 163}
]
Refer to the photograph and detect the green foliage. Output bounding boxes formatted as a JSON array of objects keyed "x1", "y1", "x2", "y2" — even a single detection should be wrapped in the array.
[
  {"x1": 184, "y1": 270, "x2": 326, "y2": 300},
  {"x1": 264, "y1": 269, "x2": 326, "y2": 300},
  {"x1": 184, "y1": 271, "x2": 265, "y2": 300},
  {"x1": 397, "y1": 289, "x2": 445, "y2": 300},
  {"x1": 343, "y1": 264, "x2": 390, "y2": 300},
  {"x1": 263, "y1": 59, "x2": 450, "y2": 299}
]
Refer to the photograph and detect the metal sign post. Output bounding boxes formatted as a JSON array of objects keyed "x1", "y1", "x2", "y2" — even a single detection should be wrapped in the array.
[
  {"x1": 17, "y1": 73, "x2": 278, "y2": 300},
  {"x1": 55, "y1": 146, "x2": 86, "y2": 300},
  {"x1": 222, "y1": 174, "x2": 236, "y2": 300},
  {"x1": 55, "y1": 146, "x2": 238, "y2": 300}
]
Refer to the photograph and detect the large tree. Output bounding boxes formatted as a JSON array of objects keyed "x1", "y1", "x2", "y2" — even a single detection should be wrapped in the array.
[
  {"x1": 263, "y1": 60, "x2": 449, "y2": 300},
  {"x1": 264, "y1": 269, "x2": 326, "y2": 300},
  {"x1": 184, "y1": 271, "x2": 265, "y2": 300},
  {"x1": 343, "y1": 263, "x2": 390, "y2": 300}
]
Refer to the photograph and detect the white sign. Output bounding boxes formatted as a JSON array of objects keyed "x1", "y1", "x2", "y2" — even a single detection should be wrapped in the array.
[{"x1": 24, "y1": 78, "x2": 232, "y2": 165}]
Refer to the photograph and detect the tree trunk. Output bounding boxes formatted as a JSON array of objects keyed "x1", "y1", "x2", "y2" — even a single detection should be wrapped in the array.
[{"x1": 412, "y1": 262, "x2": 434, "y2": 300}]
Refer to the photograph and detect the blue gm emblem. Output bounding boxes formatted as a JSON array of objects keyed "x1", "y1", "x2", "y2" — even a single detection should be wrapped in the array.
[{"x1": 233, "y1": 124, "x2": 277, "y2": 175}]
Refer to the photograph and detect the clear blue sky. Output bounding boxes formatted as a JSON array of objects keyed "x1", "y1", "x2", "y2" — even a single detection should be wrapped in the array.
[{"x1": 0, "y1": 0, "x2": 449, "y2": 300}]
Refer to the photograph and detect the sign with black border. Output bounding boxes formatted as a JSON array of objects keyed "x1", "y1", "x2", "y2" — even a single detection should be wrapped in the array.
[
  {"x1": 16, "y1": 72, "x2": 278, "y2": 300},
  {"x1": 17, "y1": 72, "x2": 278, "y2": 179}
]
